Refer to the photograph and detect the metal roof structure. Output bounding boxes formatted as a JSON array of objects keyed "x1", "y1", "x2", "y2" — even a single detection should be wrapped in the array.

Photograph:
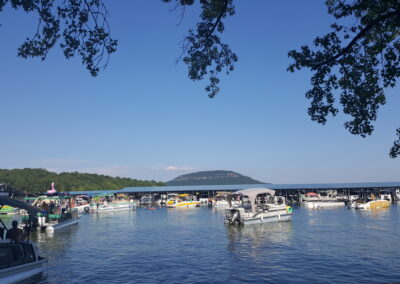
[{"x1": 67, "y1": 182, "x2": 400, "y2": 195}]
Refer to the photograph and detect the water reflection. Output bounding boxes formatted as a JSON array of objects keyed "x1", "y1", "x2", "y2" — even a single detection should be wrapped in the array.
[{"x1": 226, "y1": 221, "x2": 292, "y2": 249}]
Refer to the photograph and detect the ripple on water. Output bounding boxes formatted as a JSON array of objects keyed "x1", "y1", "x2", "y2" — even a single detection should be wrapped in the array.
[{"x1": 23, "y1": 205, "x2": 400, "y2": 284}]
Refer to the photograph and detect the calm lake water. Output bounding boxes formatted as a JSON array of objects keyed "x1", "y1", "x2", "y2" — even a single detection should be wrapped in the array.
[{"x1": 16, "y1": 204, "x2": 400, "y2": 283}]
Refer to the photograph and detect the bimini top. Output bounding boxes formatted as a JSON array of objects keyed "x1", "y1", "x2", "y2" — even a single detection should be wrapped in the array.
[
  {"x1": 235, "y1": 188, "x2": 275, "y2": 199},
  {"x1": 230, "y1": 188, "x2": 276, "y2": 213}
]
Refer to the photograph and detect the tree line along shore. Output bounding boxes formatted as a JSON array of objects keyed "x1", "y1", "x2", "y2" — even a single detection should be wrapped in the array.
[{"x1": 0, "y1": 168, "x2": 164, "y2": 194}]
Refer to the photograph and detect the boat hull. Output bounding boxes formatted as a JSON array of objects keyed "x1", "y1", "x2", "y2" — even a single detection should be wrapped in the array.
[
  {"x1": 239, "y1": 213, "x2": 292, "y2": 225},
  {"x1": 90, "y1": 203, "x2": 135, "y2": 213},
  {"x1": 0, "y1": 259, "x2": 47, "y2": 284},
  {"x1": 355, "y1": 200, "x2": 390, "y2": 210},
  {"x1": 45, "y1": 218, "x2": 79, "y2": 232},
  {"x1": 167, "y1": 202, "x2": 199, "y2": 209},
  {"x1": 302, "y1": 201, "x2": 345, "y2": 209}
]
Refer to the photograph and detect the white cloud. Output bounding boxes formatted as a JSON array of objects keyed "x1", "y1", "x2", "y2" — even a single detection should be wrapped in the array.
[{"x1": 165, "y1": 166, "x2": 195, "y2": 172}]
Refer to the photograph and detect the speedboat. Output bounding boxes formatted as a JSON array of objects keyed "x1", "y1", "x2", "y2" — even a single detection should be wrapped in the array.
[
  {"x1": 225, "y1": 188, "x2": 292, "y2": 225},
  {"x1": 166, "y1": 194, "x2": 199, "y2": 208}
]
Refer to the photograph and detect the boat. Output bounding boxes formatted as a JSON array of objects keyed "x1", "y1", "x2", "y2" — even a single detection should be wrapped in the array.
[
  {"x1": 0, "y1": 238, "x2": 47, "y2": 284},
  {"x1": 0, "y1": 205, "x2": 18, "y2": 215},
  {"x1": 139, "y1": 194, "x2": 153, "y2": 206},
  {"x1": 212, "y1": 191, "x2": 241, "y2": 209},
  {"x1": 300, "y1": 191, "x2": 345, "y2": 209},
  {"x1": 166, "y1": 194, "x2": 199, "y2": 208},
  {"x1": 89, "y1": 201, "x2": 135, "y2": 213},
  {"x1": 89, "y1": 193, "x2": 136, "y2": 213},
  {"x1": 25, "y1": 196, "x2": 80, "y2": 232},
  {"x1": 0, "y1": 197, "x2": 47, "y2": 283},
  {"x1": 225, "y1": 188, "x2": 292, "y2": 225},
  {"x1": 74, "y1": 195, "x2": 90, "y2": 213},
  {"x1": 353, "y1": 194, "x2": 391, "y2": 210}
]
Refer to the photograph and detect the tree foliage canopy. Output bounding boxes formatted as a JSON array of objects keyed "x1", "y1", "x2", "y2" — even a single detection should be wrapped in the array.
[
  {"x1": 288, "y1": 0, "x2": 400, "y2": 158},
  {"x1": 0, "y1": 0, "x2": 117, "y2": 76},
  {"x1": 163, "y1": 0, "x2": 237, "y2": 97},
  {"x1": 0, "y1": 168, "x2": 164, "y2": 194},
  {"x1": 1, "y1": 0, "x2": 236, "y2": 97}
]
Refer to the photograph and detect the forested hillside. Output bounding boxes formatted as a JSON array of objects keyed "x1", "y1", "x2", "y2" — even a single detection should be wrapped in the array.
[
  {"x1": 166, "y1": 170, "x2": 265, "y2": 186},
  {"x1": 0, "y1": 168, "x2": 164, "y2": 194}
]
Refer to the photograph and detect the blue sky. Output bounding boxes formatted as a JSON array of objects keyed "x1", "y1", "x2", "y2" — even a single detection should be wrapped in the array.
[{"x1": 0, "y1": 1, "x2": 399, "y2": 183}]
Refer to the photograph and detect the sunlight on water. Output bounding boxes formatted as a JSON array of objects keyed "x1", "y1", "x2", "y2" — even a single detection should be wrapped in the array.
[{"x1": 16, "y1": 205, "x2": 400, "y2": 283}]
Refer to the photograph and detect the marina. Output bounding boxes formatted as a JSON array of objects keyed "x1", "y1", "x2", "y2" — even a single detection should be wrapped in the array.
[
  {"x1": 9, "y1": 204, "x2": 400, "y2": 284},
  {"x1": 0, "y1": 182, "x2": 399, "y2": 283}
]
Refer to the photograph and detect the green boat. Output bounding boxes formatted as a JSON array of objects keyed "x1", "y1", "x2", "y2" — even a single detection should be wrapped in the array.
[{"x1": 0, "y1": 205, "x2": 17, "y2": 215}]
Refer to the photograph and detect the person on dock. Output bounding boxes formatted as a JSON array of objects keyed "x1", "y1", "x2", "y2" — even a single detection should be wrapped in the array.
[{"x1": 6, "y1": 220, "x2": 23, "y2": 242}]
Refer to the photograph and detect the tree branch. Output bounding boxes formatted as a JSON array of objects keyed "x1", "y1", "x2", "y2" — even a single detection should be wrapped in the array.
[
  {"x1": 314, "y1": 10, "x2": 400, "y2": 68},
  {"x1": 204, "y1": 0, "x2": 228, "y2": 42}
]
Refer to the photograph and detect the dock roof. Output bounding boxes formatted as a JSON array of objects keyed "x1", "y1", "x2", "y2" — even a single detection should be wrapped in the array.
[{"x1": 66, "y1": 181, "x2": 400, "y2": 195}]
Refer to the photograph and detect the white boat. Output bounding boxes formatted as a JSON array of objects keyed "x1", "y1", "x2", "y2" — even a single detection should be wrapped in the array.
[
  {"x1": 300, "y1": 192, "x2": 345, "y2": 209},
  {"x1": 74, "y1": 195, "x2": 90, "y2": 213},
  {"x1": 225, "y1": 188, "x2": 292, "y2": 225},
  {"x1": 353, "y1": 194, "x2": 391, "y2": 210},
  {"x1": 212, "y1": 192, "x2": 241, "y2": 209},
  {"x1": 166, "y1": 194, "x2": 199, "y2": 208},
  {"x1": 37, "y1": 208, "x2": 80, "y2": 233},
  {"x1": 89, "y1": 201, "x2": 135, "y2": 213}
]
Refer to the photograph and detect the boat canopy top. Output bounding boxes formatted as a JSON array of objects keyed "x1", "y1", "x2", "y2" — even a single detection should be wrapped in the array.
[
  {"x1": 229, "y1": 188, "x2": 276, "y2": 213},
  {"x1": 24, "y1": 196, "x2": 71, "y2": 201},
  {"x1": 0, "y1": 196, "x2": 41, "y2": 216}
]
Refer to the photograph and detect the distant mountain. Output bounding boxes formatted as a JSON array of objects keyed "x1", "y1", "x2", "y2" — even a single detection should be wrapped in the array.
[{"x1": 166, "y1": 170, "x2": 265, "y2": 186}]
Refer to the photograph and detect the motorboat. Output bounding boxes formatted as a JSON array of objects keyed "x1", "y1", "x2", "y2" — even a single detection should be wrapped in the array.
[
  {"x1": 139, "y1": 194, "x2": 153, "y2": 206},
  {"x1": 74, "y1": 195, "x2": 90, "y2": 213},
  {"x1": 212, "y1": 191, "x2": 241, "y2": 209},
  {"x1": 166, "y1": 194, "x2": 199, "y2": 208},
  {"x1": 0, "y1": 199, "x2": 47, "y2": 283},
  {"x1": 88, "y1": 193, "x2": 136, "y2": 213},
  {"x1": 89, "y1": 201, "x2": 136, "y2": 213},
  {"x1": 198, "y1": 198, "x2": 211, "y2": 206},
  {"x1": 25, "y1": 196, "x2": 80, "y2": 232},
  {"x1": 0, "y1": 239, "x2": 47, "y2": 284},
  {"x1": 225, "y1": 188, "x2": 292, "y2": 225},
  {"x1": 300, "y1": 191, "x2": 345, "y2": 209},
  {"x1": 353, "y1": 194, "x2": 391, "y2": 210}
]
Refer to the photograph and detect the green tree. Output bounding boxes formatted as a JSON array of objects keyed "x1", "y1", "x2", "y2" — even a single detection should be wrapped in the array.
[
  {"x1": 288, "y1": 0, "x2": 400, "y2": 158},
  {"x1": 0, "y1": 0, "x2": 117, "y2": 76}
]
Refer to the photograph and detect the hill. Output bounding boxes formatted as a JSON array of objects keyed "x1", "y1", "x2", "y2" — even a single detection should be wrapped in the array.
[
  {"x1": 0, "y1": 168, "x2": 164, "y2": 194},
  {"x1": 166, "y1": 170, "x2": 265, "y2": 186}
]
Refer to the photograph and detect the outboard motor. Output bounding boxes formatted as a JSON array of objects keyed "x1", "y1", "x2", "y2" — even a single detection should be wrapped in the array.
[{"x1": 229, "y1": 209, "x2": 240, "y2": 224}]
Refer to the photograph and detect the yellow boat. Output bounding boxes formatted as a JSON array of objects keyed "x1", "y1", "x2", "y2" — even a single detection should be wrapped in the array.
[
  {"x1": 166, "y1": 194, "x2": 199, "y2": 208},
  {"x1": 355, "y1": 195, "x2": 390, "y2": 210}
]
